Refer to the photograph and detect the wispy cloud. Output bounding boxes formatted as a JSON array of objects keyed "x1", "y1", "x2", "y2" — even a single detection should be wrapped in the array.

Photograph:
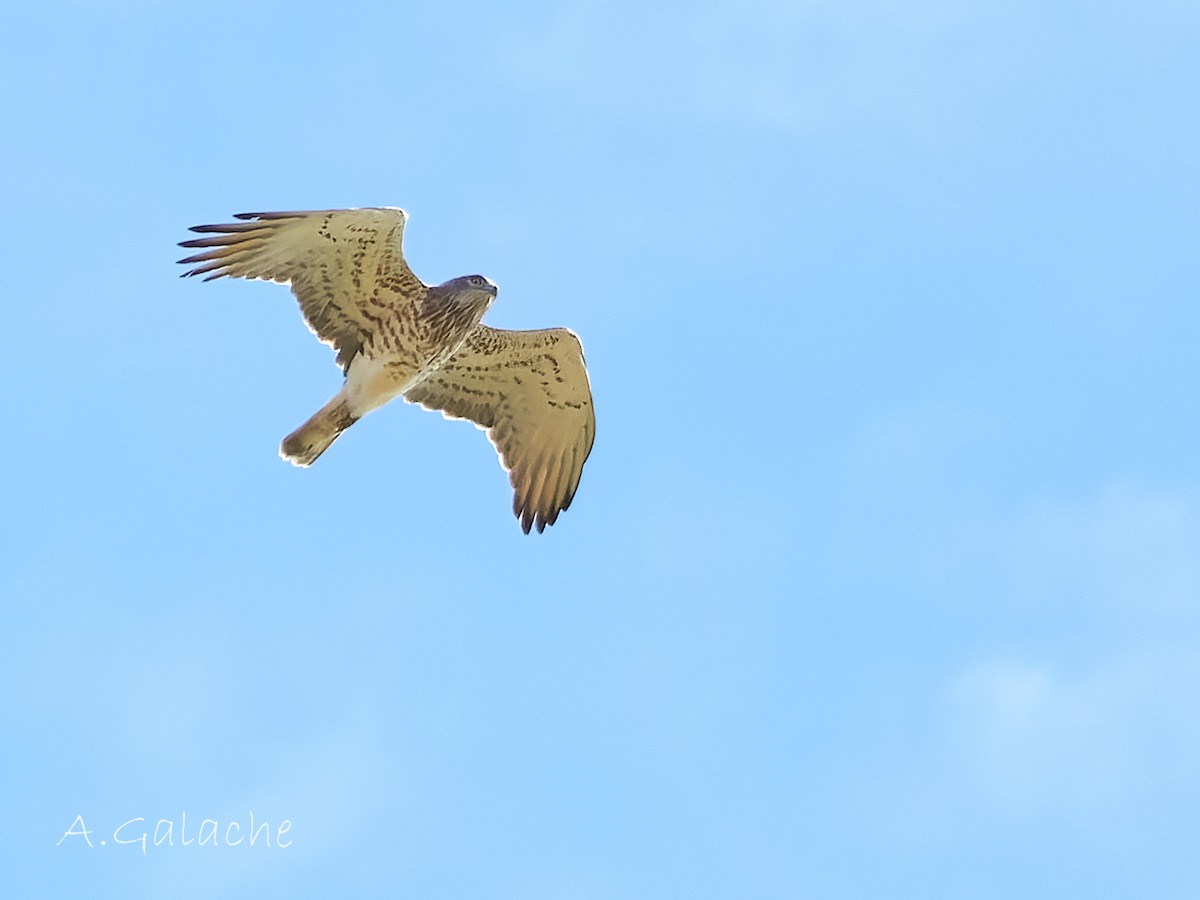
[
  {"x1": 943, "y1": 657, "x2": 1145, "y2": 810},
  {"x1": 491, "y1": 0, "x2": 1042, "y2": 146},
  {"x1": 876, "y1": 484, "x2": 1200, "y2": 858},
  {"x1": 1010, "y1": 483, "x2": 1200, "y2": 616},
  {"x1": 881, "y1": 647, "x2": 1200, "y2": 858}
]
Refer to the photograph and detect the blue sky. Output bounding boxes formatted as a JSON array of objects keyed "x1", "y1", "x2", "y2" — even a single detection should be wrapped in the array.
[{"x1": 2, "y1": 1, "x2": 1198, "y2": 897}]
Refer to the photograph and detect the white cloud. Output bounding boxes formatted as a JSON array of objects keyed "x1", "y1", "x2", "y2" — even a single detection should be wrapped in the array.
[
  {"x1": 877, "y1": 484, "x2": 1200, "y2": 852},
  {"x1": 1009, "y1": 483, "x2": 1200, "y2": 616},
  {"x1": 882, "y1": 646, "x2": 1200, "y2": 855},
  {"x1": 490, "y1": 0, "x2": 1042, "y2": 145},
  {"x1": 942, "y1": 657, "x2": 1138, "y2": 810}
]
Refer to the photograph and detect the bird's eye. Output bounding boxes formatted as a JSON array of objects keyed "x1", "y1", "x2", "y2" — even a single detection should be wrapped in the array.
[{"x1": 469, "y1": 276, "x2": 483, "y2": 287}]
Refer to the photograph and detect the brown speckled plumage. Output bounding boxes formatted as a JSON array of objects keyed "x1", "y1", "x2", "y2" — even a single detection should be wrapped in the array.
[
  {"x1": 405, "y1": 326, "x2": 595, "y2": 534},
  {"x1": 178, "y1": 207, "x2": 594, "y2": 533}
]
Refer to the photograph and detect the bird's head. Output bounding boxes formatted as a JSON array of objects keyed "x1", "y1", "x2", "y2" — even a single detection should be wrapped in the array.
[
  {"x1": 440, "y1": 274, "x2": 498, "y2": 306},
  {"x1": 428, "y1": 274, "x2": 497, "y2": 332}
]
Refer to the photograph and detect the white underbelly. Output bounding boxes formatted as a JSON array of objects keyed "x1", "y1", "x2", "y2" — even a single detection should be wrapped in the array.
[{"x1": 343, "y1": 354, "x2": 419, "y2": 417}]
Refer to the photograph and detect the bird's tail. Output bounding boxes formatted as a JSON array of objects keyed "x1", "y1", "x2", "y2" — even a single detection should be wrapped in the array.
[{"x1": 280, "y1": 394, "x2": 359, "y2": 467}]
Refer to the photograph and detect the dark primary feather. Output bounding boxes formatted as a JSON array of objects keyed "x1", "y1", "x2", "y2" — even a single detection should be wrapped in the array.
[{"x1": 177, "y1": 207, "x2": 421, "y2": 370}]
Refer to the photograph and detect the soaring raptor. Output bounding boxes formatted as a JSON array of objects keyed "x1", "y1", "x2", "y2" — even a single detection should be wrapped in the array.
[{"x1": 178, "y1": 207, "x2": 595, "y2": 533}]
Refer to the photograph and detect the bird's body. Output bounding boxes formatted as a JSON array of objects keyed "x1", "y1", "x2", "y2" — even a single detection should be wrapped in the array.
[
  {"x1": 282, "y1": 273, "x2": 498, "y2": 466},
  {"x1": 178, "y1": 207, "x2": 594, "y2": 533}
]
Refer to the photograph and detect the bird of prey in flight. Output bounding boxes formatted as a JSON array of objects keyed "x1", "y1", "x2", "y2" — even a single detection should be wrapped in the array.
[{"x1": 178, "y1": 207, "x2": 595, "y2": 533}]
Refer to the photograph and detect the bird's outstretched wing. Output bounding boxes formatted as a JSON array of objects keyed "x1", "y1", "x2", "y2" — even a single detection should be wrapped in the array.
[
  {"x1": 178, "y1": 208, "x2": 422, "y2": 370},
  {"x1": 404, "y1": 325, "x2": 596, "y2": 533}
]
